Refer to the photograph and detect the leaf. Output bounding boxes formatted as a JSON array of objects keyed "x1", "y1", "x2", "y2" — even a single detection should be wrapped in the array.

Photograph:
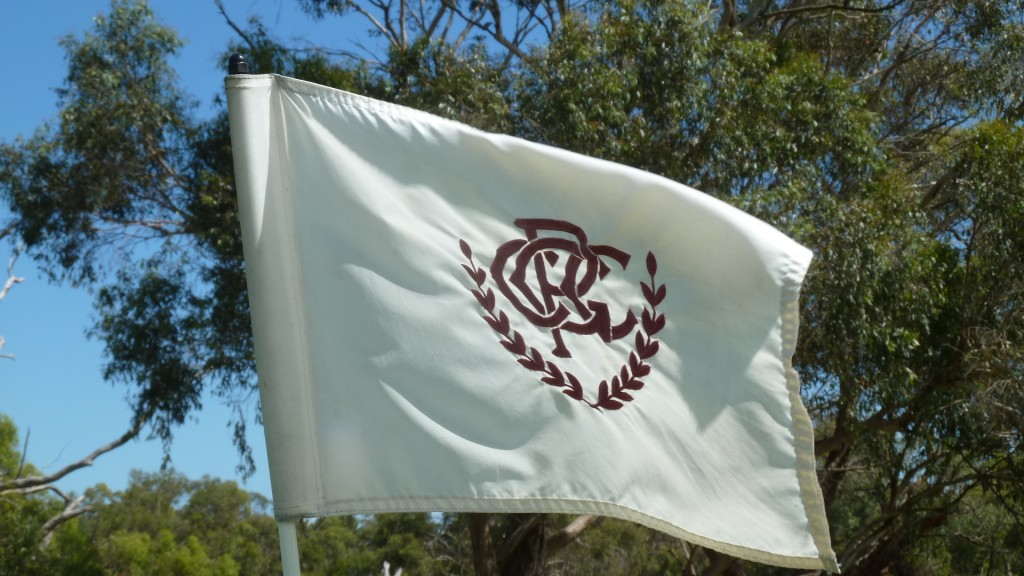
[
  {"x1": 462, "y1": 264, "x2": 486, "y2": 286},
  {"x1": 566, "y1": 373, "x2": 583, "y2": 396},
  {"x1": 459, "y1": 239, "x2": 472, "y2": 259},
  {"x1": 519, "y1": 350, "x2": 545, "y2": 370},
  {"x1": 502, "y1": 333, "x2": 526, "y2": 355},
  {"x1": 562, "y1": 387, "x2": 584, "y2": 401},
  {"x1": 598, "y1": 380, "x2": 609, "y2": 401},
  {"x1": 644, "y1": 340, "x2": 660, "y2": 358},
  {"x1": 616, "y1": 391, "x2": 634, "y2": 402},
  {"x1": 633, "y1": 362, "x2": 651, "y2": 377},
  {"x1": 646, "y1": 251, "x2": 658, "y2": 276},
  {"x1": 642, "y1": 282, "x2": 654, "y2": 303},
  {"x1": 546, "y1": 361, "x2": 564, "y2": 381},
  {"x1": 530, "y1": 346, "x2": 543, "y2": 365},
  {"x1": 517, "y1": 347, "x2": 545, "y2": 370},
  {"x1": 655, "y1": 284, "x2": 666, "y2": 305},
  {"x1": 638, "y1": 338, "x2": 659, "y2": 359},
  {"x1": 541, "y1": 361, "x2": 564, "y2": 386},
  {"x1": 511, "y1": 332, "x2": 526, "y2": 354},
  {"x1": 642, "y1": 308, "x2": 655, "y2": 333},
  {"x1": 650, "y1": 314, "x2": 666, "y2": 335},
  {"x1": 485, "y1": 314, "x2": 504, "y2": 333},
  {"x1": 472, "y1": 289, "x2": 492, "y2": 310},
  {"x1": 601, "y1": 398, "x2": 624, "y2": 410},
  {"x1": 518, "y1": 358, "x2": 539, "y2": 370}
]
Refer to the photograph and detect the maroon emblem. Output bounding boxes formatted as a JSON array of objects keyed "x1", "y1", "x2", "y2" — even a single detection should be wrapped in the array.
[{"x1": 460, "y1": 219, "x2": 667, "y2": 411}]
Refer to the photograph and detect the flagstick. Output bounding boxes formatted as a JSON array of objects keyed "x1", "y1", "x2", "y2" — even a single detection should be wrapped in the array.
[
  {"x1": 278, "y1": 521, "x2": 302, "y2": 576},
  {"x1": 227, "y1": 53, "x2": 302, "y2": 575}
]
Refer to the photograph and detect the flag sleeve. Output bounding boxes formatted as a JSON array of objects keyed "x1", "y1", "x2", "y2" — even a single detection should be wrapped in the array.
[{"x1": 226, "y1": 75, "x2": 321, "y2": 509}]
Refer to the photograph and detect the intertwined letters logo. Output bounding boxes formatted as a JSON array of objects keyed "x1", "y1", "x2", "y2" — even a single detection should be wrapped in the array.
[{"x1": 459, "y1": 219, "x2": 666, "y2": 411}]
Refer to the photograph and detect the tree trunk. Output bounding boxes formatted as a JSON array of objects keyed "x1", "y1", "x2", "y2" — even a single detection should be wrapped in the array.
[
  {"x1": 498, "y1": 515, "x2": 547, "y2": 576},
  {"x1": 469, "y1": 513, "x2": 497, "y2": 576}
]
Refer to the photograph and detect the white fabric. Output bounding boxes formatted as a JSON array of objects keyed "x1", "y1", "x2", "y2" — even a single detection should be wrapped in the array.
[{"x1": 226, "y1": 74, "x2": 837, "y2": 571}]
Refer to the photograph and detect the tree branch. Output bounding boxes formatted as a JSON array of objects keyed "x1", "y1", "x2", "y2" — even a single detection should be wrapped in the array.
[
  {"x1": 40, "y1": 494, "x2": 92, "y2": 549},
  {"x1": 544, "y1": 514, "x2": 599, "y2": 554},
  {"x1": 0, "y1": 415, "x2": 147, "y2": 494},
  {"x1": 443, "y1": 0, "x2": 531, "y2": 61},
  {"x1": 495, "y1": 513, "x2": 545, "y2": 567},
  {"x1": 215, "y1": 0, "x2": 257, "y2": 52},
  {"x1": 760, "y1": 0, "x2": 905, "y2": 21},
  {"x1": 815, "y1": 407, "x2": 910, "y2": 456},
  {"x1": 0, "y1": 245, "x2": 25, "y2": 305},
  {"x1": 352, "y1": 0, "x2": 403, "y2": 48},
  {"x1": 423, "y1": 2, "x2": 448, "y2": 39},
  {"x1": 1, "y1": 244, "x2": 24, "y2": 360}
]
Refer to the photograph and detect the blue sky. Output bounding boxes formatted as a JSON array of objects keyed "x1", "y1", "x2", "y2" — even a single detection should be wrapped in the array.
[{"x1": 1, "y1": 1, "x2": 363, "y2": 500}]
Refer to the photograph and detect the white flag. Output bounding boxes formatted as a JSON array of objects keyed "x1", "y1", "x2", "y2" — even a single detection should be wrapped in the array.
[{"x1": 226, "y1": 74, "x2": 837, "y2": 571}]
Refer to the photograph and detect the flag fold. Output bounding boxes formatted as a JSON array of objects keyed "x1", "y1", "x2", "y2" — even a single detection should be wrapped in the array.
[{"x1": 226, "y1": 73, "x2": 837, "y2": 571}]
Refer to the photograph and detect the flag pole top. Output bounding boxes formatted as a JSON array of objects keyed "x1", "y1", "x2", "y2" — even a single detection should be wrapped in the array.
[{"x1": 228, "y1": 53, "x2": 249, "y2": 75}]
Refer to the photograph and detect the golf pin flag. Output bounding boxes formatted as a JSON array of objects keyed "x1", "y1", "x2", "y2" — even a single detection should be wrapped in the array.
[{"x1": 226, "y1": 74, "x2": 837, "y2": 571}]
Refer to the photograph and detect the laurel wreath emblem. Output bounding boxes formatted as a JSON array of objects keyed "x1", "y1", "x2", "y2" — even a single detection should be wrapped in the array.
[{"x1": 459, "y1": 239, "x2": 666, "y2": 411}]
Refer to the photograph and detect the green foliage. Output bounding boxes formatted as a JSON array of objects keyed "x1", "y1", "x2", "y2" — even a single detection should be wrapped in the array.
[
  {"x1": 0, "y1": 0, "x2": 261, "y2": 475},
  {"x1": 295, "y1": 513, "x2": 447, "y2": 575},
  {"x1": 0, "y1": 418, "x2": 60, "y2": 576},
  {"x1": 0, "y1": 0, "x2": 192, "y2": 281},
  {"x1": 0, "y1": 414, "x2": 27, "y2": 476},
  {"x1": 384, "y1": 39, "x2": 513, "y2": 132},
  {"x1": 547, "y1": 516, "x2": 690, "y2": 575}
]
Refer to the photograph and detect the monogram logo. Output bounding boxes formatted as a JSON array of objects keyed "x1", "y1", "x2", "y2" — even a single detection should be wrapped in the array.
[{"x1": 460, "y1": 219, "x2": 666, "y2": 411}]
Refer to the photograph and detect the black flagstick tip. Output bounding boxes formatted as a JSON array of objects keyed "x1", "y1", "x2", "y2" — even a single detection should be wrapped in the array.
[{"x1": 228, "y1": 53, "x2": 250, "y2": 75}]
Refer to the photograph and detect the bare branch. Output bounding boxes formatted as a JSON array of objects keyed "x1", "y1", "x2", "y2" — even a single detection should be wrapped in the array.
[
  {"x1": 443, "y1": 0, "x2": 531, "y2": 60},
  {"x1": 868, "y1": 3, "x2": 944, "y2": 104},
  {"x1": 351, "y1": 0, "x2": 403, "y2": 48},
  {"x1": 400, "y1": 0, "x2": 408, "y2": 47},
  {"x1": 373, "y1": 0, "x2": 404, "y2": 48},
  {"x1": 16, "y1": 428, "x2": 30, "y2": 479},
  {"x1": 496, "y1": 513, "x2": 545, "y2": 567},
  {"x1": 545, "y1": 514, "x2": 599, "y2": 553},
  {"x1": 215, "y1": 0, "x2": 257, "y2": 51},
  {"x1": 423, "y1": 2, "x2": 448, "y2": 38},
  {"x1": 0, "y1": 415, "x2": 147, "y2": 494},
  {"x1": 0, "y1": 245, "x2": 25, "y2": 305},
  {"x1": 760, "y1": 0, "x2": 906, "y2": 22},
  {"x1": 451, "y1": 4, "x2": 484, "y2": 49},
  {"x1": 1, "y1": 244, "x2": 24, "y2": 360},
  {"x1": 40, "y1": 495, "x2": 92, "y2": 549}
]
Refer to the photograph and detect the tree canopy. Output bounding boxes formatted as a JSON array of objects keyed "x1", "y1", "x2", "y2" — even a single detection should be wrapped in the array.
[{"x1": 1, "y1": 0, "x2": 1022, "y2": 574}]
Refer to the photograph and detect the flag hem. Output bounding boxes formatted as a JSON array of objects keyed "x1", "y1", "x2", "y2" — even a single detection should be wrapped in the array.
[
  {"x1": 781, "y1": 258, "x2": 841, "y2": 573},
  {"x1": 272, "y1": 494, "x2": 829, "y2": 570}
]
